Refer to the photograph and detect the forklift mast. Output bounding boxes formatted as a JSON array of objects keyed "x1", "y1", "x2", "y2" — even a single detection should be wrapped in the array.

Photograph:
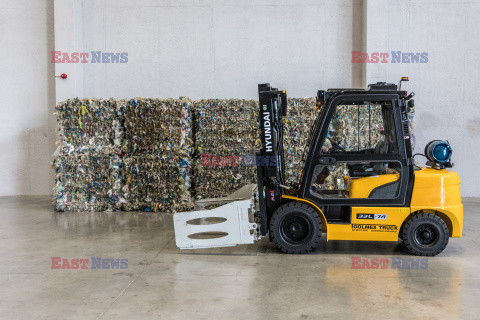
[{"x1": 257, "y1": 84, "x2": 287, "y2": 235}]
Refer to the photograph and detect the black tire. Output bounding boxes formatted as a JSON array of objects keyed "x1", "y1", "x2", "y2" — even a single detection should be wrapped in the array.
[
  {"x1": 401, "y1": 212, "x2": 449, "y2": 256},
  {"x1": 270, "y1": 202, "x2": 322, "y2": 254}
]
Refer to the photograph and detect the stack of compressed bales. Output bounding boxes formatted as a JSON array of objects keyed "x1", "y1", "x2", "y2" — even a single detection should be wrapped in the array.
[
  {"x1": 52, "y1": 98, "x2": 123, "y2": 211},
  {"x1": 283, "y1": 98, "x2": 318, "y2": 183},
  {"x1": 53, "y1": 96, "x2": 414, "y2": 211},
  {"x1": 193, "y1": 99, "x2": 259, "y2": 199},
  {"x1": 119, "y1": 98, "x2": 194, "y2": 212}
]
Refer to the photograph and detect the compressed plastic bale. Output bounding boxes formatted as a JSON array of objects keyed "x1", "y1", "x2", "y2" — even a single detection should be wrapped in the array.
[
  {"x1": 193, "y1": 99, "x2": 259, "y2": 199},
  {"x1": 54, "y1": 98, "x2": 123, "y2": 156},
  {"x1": 52, "y1": 154, "x2": 121, "y2": 212},
  {"x1": 121, "y1": 98, "x2": 193, "y2": 156},
  {"x1": 118, "y1": 98, "x2": 194, "y2": 212},
  {"x1": 194, "y1": 99, "x2": 259, "y2": 154},
  {"x1": 120, "y1": 155, "x2": 194, "y2": 212}
]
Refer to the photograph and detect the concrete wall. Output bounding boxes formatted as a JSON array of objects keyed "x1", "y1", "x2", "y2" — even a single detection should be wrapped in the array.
[
  {"x1": 80, "y1": 0, "x2": 363, "y2": 99},
  {"x1": 1, "y1": 0, "x2": 480, "y2": 196},
  {"x1": 0, "y1": 0, "x2": 56, "y2": 196}
]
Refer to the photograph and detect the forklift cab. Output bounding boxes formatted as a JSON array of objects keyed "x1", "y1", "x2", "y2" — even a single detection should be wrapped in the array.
[{"x1": 298, "y1": 87, "x2": 414, "y2": 223}]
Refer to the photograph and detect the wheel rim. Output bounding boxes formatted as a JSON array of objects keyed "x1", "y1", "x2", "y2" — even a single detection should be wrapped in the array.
[
  {"x1": 279, "y1": 213, "x2": 313, "y2": 246},
  {"x1": 414, "y1": 224, "x2": 439, "y2": 247}
]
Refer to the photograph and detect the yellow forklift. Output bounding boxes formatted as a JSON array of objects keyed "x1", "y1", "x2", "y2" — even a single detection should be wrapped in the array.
[{"x1": 174, "y1": 79, "x2": 463, "y2": 256}]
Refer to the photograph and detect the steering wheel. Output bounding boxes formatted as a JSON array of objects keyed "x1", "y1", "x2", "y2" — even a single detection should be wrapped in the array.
[{"x1": 327, "y1": 137, "x2": 346, "y2": 152}]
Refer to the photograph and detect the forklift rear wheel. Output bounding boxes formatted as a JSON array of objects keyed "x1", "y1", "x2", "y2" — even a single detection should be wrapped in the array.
[
  {"x1": 401, "y1": 212, "x2": 449, "y2": 256},
  {"x1": 270, "y1": 202, "x2": 322, "y2": 254}
]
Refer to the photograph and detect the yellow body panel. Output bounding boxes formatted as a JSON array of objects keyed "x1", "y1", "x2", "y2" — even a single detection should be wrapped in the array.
[
  {"x1": 410, "y1": 167, "x2": 463, "y2": 237},
  {"x1": 348, "y1": 173, "x2": 400, "y2": 198},
  {"x1": 282, "y1": 167, "x2": 463, "y2": 241},
  {"x1": 327, "y1": 207, "x2": 410, "y2": 241},
  {"x1": 282, "y1": 195, "x2": 408, "y2": 241}
]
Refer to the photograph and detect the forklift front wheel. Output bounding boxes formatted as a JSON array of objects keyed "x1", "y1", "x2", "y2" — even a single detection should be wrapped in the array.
[
  {"x1": 401, "y1": 212, "x2": 449, "y2": 256},
  {"x1": 270, "y1": 202, "x2": 322, "y2": 254}
]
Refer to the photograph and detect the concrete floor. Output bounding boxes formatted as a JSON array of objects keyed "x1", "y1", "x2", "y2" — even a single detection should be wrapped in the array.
[{"x1": 1, "y1": 197, "x2": 479, "y2": 320}]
